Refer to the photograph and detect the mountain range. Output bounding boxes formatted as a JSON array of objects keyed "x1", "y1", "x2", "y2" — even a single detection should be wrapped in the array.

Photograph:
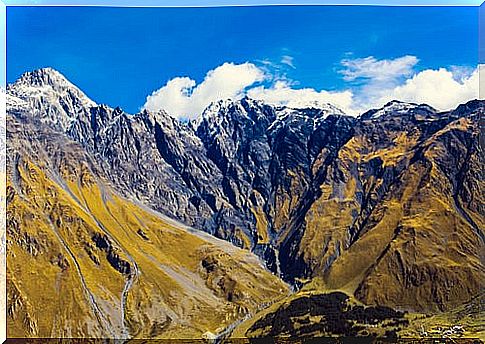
[{"x1": 5, "y1": 67, "x2": 484, "y2": 339}]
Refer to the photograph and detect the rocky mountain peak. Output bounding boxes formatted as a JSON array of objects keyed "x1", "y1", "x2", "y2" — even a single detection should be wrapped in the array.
[
  {"x1": 7, "y1": 67, "x2": 96, "y2": 132},
  {"x1": 147, "y1": 108, "x2": 180, "y2": 127},
  {"x1": 360, "y1": 100, "x2": 436, "y2": 120},
  {"x1": 195, "y1": 96, "x2": 347, "y2": 137},
  {"x1": 14, "y1": 67, "x2": 71, "y2": 87},
  {"x1": 9, "y1": 67, "x2": 95, "y2": 105},
  {"x1": 279, "y1": 99, "x2": 345, "y2": 116},
  {"x1": 195, "y1": 97, "x2": 275, "y2": 128}
]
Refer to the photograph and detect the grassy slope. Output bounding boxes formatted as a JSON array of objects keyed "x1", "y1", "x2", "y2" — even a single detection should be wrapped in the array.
[
  {"x1": 6, "y1": 152, "x2": 289, "y2": 338},
  {"x1": 276, "y1": 116, "x2": 484, "y2": 312}
]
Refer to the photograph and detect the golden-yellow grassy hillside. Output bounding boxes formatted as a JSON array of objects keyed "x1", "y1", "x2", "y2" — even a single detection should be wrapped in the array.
[{"x1": 6, "y1": 142, "x2": 289, "y2": 339}]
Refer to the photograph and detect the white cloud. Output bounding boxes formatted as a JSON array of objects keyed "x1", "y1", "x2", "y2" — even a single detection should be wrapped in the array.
[
  {"x1": 339, "y1": 55, "x2": 419, "y2": 111},
  {"x1": 143, "y1": 62, "x2": 265, "y2": 119},
  {"x1": 340, "y1": 56, "x2": 479, "y2": 113},
  {"x1": 341, "y1": 55, "x2": 418, "y2": 83},
  {"x1": 481, "y1": 64, "x2": 485, "y2": 100},
  {"x1": 378, "y1": 67, "x2": 479, "y2": 111},
  {"x1": 247, "y1": 80, "x2": 354, "y2": 113},
  {"x1": 143, "y1": 57, "x2": 480, "y2": 119}
]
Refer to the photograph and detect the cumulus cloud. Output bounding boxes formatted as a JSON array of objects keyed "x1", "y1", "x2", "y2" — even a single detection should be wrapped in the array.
[
  {"x1": 340, "y1": 56, "x2": 479, "y2": 113},
  {"x1": 143, "y1": 62, "x2": 265, "y2": 119},
  {"x1": 143, "y1": 57, "x2": 480, "y2": 119},
  {"x1": 247, "y1": 80, "x2": 354, "y2": 113},
  {"x1": 378, "y1": 67, "x2": 478, "y2": 111}
]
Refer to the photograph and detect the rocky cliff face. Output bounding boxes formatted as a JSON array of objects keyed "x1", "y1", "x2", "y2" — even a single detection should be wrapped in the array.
[{"x1": 6, "y1": 68, "x2": 484, "y2": 326}]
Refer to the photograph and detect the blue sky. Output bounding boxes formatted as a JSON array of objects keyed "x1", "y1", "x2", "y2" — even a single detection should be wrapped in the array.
[
  {"x1": 2, "y1": 0, "x2": 483, "y2": 5},
  {"x1": 6, "y1": 5, "x2": 480, "y2": 116}
]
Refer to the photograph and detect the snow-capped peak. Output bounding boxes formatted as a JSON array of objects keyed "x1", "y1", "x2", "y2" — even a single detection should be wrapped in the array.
[
  {"x1": 14, "y1": 67, "x2": 72, "y2": 87},
  {"x1": 279, "y1": 100, "x2": 345, "y2": 116},
  {"x1": 271, "y1": 101, "x2": 345, "y2": 130},
  {"x1": 194, "y1": 97, "x2": 273, "y2": 129},
  {"x1": 9, "y1": 67, "x2": 96, "y2": 106},
  {"x1": 194, "y1": 96, "x2": 345, "y2": 129},
  {"x1": 360, "y1": 100, "x2": 436, "y2": 120},
  {"x1": 7, "y1": 67, "x2": 96, "y2": 131}
]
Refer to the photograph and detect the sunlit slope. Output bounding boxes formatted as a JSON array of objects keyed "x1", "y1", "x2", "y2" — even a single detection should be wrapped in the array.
[
  {"x1": 6, "y1": 115, "x2": 289, "y2": 338},
  {"x1": 402, "y1": 292, "x2": 485, "y2": 340},
  {"x1": 279, "y1": 109, "x2": 484, "y2": 312}
]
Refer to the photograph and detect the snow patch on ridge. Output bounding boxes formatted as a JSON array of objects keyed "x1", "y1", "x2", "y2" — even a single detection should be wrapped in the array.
[{"x1": 361, "y1": 100, "x2": 436, "y2": 120}]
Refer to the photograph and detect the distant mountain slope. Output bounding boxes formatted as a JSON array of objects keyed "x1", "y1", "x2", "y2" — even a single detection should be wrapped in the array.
[
  {"x1": 284, "y1": 100, "x2": 484, "y2": 311},
  {"x1": 6, "y1": 68, "x2": 484, "y2": 339}
]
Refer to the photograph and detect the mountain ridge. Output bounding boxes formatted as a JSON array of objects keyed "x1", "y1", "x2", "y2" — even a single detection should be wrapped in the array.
[{"x1": 6, "y1": 67, "x2": 484, "y2": 337}]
